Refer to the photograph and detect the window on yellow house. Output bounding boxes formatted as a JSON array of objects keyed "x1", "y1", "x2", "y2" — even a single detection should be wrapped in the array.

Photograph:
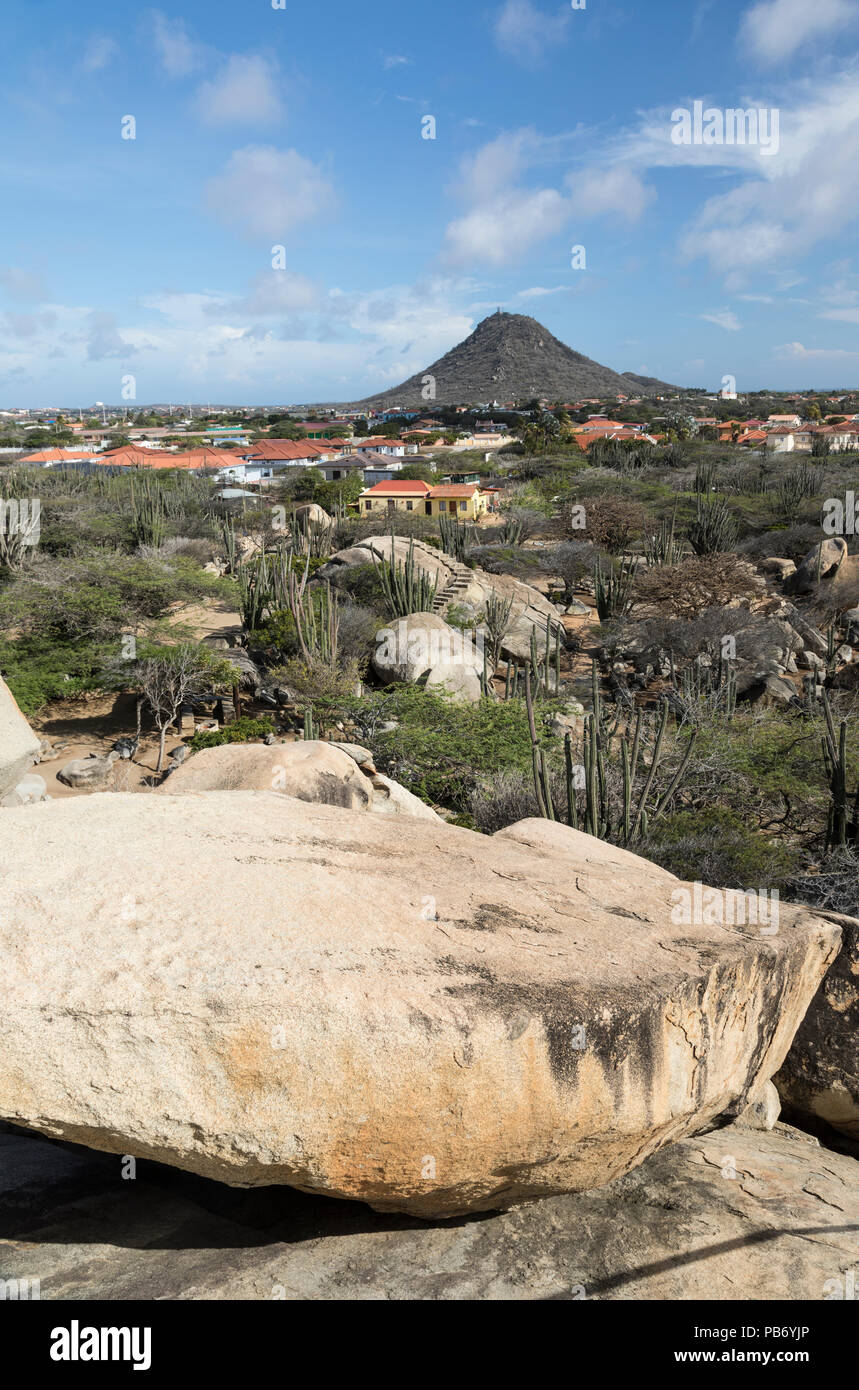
[{"x1": 459, "y1": 501, "x2": 467, "y2": 511}]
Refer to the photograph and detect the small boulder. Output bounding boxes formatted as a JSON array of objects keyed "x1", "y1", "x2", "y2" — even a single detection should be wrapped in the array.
[
  {"x1": 57, "y1": 753, "x2": 119, "y2": 790},
  {"x1": 0, "y1": 773, "x2": 48, "y2": 808},
  {"x1": 786, "y1": 537, "x2": 847, "y2": 595},
  {"x1": 369, "y1": 773, "x2": 440, "y2": 820},
  {"x1": 758, "y1": 557, "x2": 796, "y2": 581},
  {"x1": 735, "y1": 1080, "x2": 781, "y2": 1132},
  {"x1": 329, "y1": 742, "x2": 376, "y2": 772}
]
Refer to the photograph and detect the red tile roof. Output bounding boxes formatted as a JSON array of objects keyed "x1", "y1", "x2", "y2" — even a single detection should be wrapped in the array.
[
  {"x1": 427, "y1": 484, "x2": 481, "y2": 498},
  {"x1": 20, "y1": 448, "x2": 93, "y2": 462},
  {"x1": 242, "y1": 439, "x2": 329, "y2": 460},
  {"x1": 362, "y1": 480, "x2": 432, "y2": 495}
]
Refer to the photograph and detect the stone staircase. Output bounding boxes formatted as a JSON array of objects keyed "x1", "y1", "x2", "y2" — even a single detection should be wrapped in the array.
[{"x1": 431, "y1": 559, "x2": 474, "y2": 615}]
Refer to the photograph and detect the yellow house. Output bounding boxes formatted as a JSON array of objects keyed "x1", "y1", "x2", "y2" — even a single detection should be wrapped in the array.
[
  {"x1": 426, "y1": 484, "x2": 488, "y2": 521},
  {"x1": 359, "y1": 480, "x2": 433, "y2": 514}
]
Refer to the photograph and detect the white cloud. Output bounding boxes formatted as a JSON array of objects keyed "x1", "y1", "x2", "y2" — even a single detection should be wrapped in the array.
[
  {"x1": 383, "y1": 54, "x2": 411, "y2": 69},
  {"x1": 443, "y1": 130, "x2": 651, "y2": 267},
  {"x1": 775, "y1": 340, "x2": 859, "y2": 358},
  {"x1": 739, "y1": 0, "x2": 857, "y2": 65},
  {"x1": 224, "y1": 271, "x2": 319, "y2": 317},
  {"x1": 195, "y1": 55, "x2": 284, "y2": 127},
  {"x1": 0, "y1": 268, "x2": 49, "y2": 303},
  {"x1": 86, "y1": 312, "x2": 135, "y2": 361},
  {"x1": 204, "y1": 147, "x2": 337, "y2": 240},
  {"x1": 149, "y1": 10, "x2": 204, "y2": 78},
  {"x1": 566, "y1": 165, "x2": 653, "y2": 220},
  {"x1": 446, "y1": 188, "x2": 570, "y2": 266},
  {"x1": 700, "y1": 309, "x2": 742, "y2": 330},
  {"x1": 81, "y1": 35, "x2": 118, "y2": 73},
  {"x1": 493, "y1": 0, "x2": 570, "y2": 66},
  {"x1": 0, "y1": 277, "x2": 482, "y2": 401},
  {"x1": 589, "y1": 66, "x2": 859, "y2": 282},
  {"x1": 516, "y1": 285, "x2": 570, "y2": 298}
]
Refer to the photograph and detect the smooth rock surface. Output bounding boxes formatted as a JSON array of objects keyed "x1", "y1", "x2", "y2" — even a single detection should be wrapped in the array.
[
  {"x1": 0, "y1": 675, "x2": 40, "y2": 801},
  {"x1": 786, "y1": 537, "x2": 847, "y2": 594},
  {"x1": 159, "y1": 740, "x2": 373, "y2": 809},
  {"x1": 424, "y1": 661, "x2": 483, "y2": 703},
  {"x1": 158, "y1": 741, "x2": 435, "y2": 819},
  {"x1": 56, "y1": 752, "x2": 118, "y2": 790},
  {"x1": 2, "y1": 1121, "x2": 856, "y2": 1299},
  {"x1": 0, "y1": 772, "x2": 47, "y2": 808},
  {"x1": 372, "y1": 612, "x2": 482, "y2": 685},
  {"x1": 0, "y1": 794, "x2": 841, "y2": 1217},
  {"x1": 367, "y1": 772, "x2": 440, "y2": 820}
]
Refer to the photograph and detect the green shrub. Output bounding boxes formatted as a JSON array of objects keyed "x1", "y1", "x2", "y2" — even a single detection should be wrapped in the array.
[
  {"x1": 188, "y1": 715, "x2": 276, "y2": 750},
  {"x1": 641, "y1": 806, "x2": 800, "y2": 890},
  {"x1": 0, "y1": 636, "x2": 114, "y2": 714}
]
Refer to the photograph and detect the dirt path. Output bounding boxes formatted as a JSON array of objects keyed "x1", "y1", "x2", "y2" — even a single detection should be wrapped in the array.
[{"x1": 165, "y1": 597, "x2": 243, "y2": 644}]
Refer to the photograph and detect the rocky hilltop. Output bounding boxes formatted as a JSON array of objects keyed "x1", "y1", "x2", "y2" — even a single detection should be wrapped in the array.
[{"x1": 345, "y1": 312, "x2": 681, "y2": 408}]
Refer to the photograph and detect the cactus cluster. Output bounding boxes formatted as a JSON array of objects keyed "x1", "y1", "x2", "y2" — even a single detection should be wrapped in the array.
[
  {"x1": 373, "y1": 534, "x2": 438, "y2": 617},
  {"x1": 528, "y1": 661, "x2": 696, "y2": 846}
]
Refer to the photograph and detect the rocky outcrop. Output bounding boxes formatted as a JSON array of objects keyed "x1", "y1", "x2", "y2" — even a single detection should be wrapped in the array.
[
  {"x1": 0, "y1": 675, "x2": 40, "y2": 802},
  {"x1": 159, "y1": 740, "x2": 440, "y2": 819},
  {"x1": 0, "y1": 795, "x2": 840, "y2": 1217},
  {"x1": 0, "y1": 772, "x2": 48, "y2": 808},
  {"x1": 777, "y1": 910, "x2": 859, "y2": 1141},
  {"x1": 322, "y1": 535, "x2": 563, "y2": 664}
]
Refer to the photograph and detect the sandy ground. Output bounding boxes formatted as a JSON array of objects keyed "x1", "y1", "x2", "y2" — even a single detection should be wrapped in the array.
[
  {"x1": 165, "y1": 598, "x2": 243, "y2": 643},
  {"x1": 31, "y1": 693, "x2": 174, "y2": 798},
  {"x1": 27, "y1": 600, "x2": 245, "y2": 799}
]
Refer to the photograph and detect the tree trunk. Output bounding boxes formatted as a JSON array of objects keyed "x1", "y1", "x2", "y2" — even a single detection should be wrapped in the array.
[{"x1": 156, "y1": 725, "x2": 167, "y2": 775}]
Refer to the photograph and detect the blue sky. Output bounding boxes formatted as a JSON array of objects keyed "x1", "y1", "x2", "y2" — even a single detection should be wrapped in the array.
[{"x1": 2, "y1": 0, "x2": 859, "y2": 405}]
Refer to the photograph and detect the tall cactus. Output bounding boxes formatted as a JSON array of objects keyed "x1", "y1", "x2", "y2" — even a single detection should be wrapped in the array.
[
  {"x1": 820, "y1": 690, "x2": 859, "y2": 848},
  {"x1": 373, "y1": 533, "x2": 438, "y2": 617},
  {"x1": 528, "y1": 665, "x2": 697, "y2": 845},
  {"x1": 593, "y1": 555, "x2": 636, "y2": 620}
]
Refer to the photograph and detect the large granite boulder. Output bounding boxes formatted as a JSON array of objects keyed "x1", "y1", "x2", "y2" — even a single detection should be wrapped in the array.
[
  {"x1": 56, "y1": 752, "x2": 119, "y2": 790},
  {"x1": 372, "y1": 612, "x2": 482, "y2": 685},
  {"x1": 159, "y1": 740, "x2": 439, "y2": 819},
  {"x1": 322, "y1": 536, "x2": 563, "y2": 665},
  {"x1": 0, "y1": 675, "x2": 40, "y2": 802},
  {"x1": 0, "y1": 796, "x2": 840, "y2": 1217},
  {"x1": 424, "y1": 662, "x2": 484, "y2": 703},
  {"x1": 777, "y1": 910, "x2": 859, "y2": 1140}
]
